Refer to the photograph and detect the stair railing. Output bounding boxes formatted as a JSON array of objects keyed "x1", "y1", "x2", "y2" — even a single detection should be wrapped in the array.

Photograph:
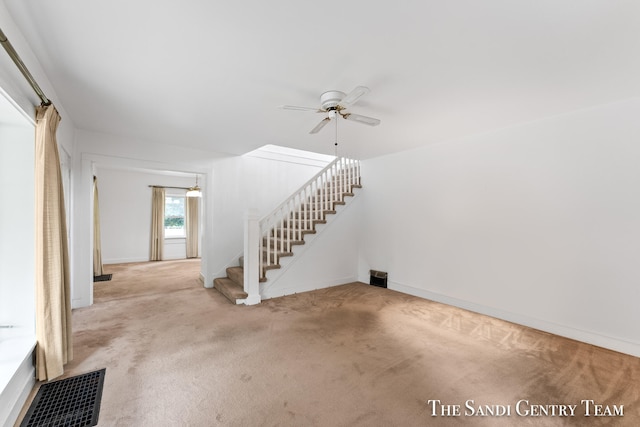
[{"x1": 257, "y1": 157, "x2": 361, "y2": 281}]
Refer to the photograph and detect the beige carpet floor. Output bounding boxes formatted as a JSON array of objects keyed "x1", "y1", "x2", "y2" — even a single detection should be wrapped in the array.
[{"x1": 17, "y1": 259, "x2": 640, "y2": 426}]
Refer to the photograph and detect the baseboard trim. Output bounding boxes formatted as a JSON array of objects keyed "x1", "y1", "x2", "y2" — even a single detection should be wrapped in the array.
[
  {"x1": 103, "y1": 257, "x2": 149, "y2": 264},
  {"x1": 261, "y1": 275, "x2": 358, "y2": 300},
  {"x1": 387, "y1": 280, "x2": 640, "y2": 358}
]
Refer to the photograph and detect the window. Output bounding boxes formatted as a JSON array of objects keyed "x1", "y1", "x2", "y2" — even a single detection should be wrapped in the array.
[{"x1": 164, "y1": 195, "x2": 185, "y2": 238}]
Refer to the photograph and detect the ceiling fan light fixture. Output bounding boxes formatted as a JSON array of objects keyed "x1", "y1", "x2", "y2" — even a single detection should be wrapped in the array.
[{"x1": 282, "y1": 85, "x2": 381, "y2": 134}]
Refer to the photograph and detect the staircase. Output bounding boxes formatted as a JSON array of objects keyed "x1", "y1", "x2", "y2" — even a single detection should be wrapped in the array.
[{"x1": 213, "y1": 157, "x2": 361, "y2": 304}]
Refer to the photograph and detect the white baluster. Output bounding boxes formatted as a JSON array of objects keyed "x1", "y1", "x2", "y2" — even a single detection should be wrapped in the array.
[
  {"x1": 286, "y1": 202, "x2": 290, "y2": 253},
  {"x1": 279, "y1": 211, "x2": 284, "y2": 262},
  {"x1": 305, "y1": 186, "x2": 309, "y2": 230},
  {"x1": 259, "y1": 223, "x2": 263, "y2": 280},
  {"x1": 336, "y1": 162, "x2": 339, "y2": 204},
  {"x1": 332, "y1": 162, "x2": 336, "y2": 203},
  {"x1": 297, "y1": 194, "x2": 302, "y2": 241},
  {"x1": 266, "y1": 224, "x2": 271, "y2": 268},
  {"x1": 349, "y1": 158, "x2": 353, "y2": 190},
  {"x1": 321, "y1": 177, "x2": 324, "y2": 217},
  {"x1": 314, "y1": 179, "x2": 319, "y2": 221}
]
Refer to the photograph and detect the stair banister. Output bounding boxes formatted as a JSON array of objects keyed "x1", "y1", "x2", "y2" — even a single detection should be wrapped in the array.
[{"x1": 254, "y1": 157, "x2": 360, "y2": 282}]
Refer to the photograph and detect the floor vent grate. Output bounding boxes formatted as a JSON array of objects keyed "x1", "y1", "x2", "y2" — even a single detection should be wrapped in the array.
[{"x1": 21, "y1": 368, "x2": 106, "y2": 427}]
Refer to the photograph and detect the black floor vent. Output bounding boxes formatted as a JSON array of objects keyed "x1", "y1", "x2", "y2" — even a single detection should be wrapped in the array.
[
  {"x1": 93, "y1": 274, "x2": 112, "y2": 282},
  {"x1": 369, "y1": 270, "x2": 388, "y2": 288},
  {"x1": 21, "y1": 368, "x2": 106, "y2": 427}
]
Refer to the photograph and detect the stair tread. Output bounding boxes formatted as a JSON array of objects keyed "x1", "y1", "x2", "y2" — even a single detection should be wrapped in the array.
[{"x1": 213, "y1": 277, "x2": 248, "y2": 302}]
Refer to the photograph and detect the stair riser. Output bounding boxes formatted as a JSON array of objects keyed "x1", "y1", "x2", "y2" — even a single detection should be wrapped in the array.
[
  {"x1": 262, "y1": 237, "x2": 304, "y2": 252},
  {"x1": 213, "y1": 277, "x2": 248, "y2": 303},
  {"x1": 226, "y1": 266, "x2": 244, "y2": 287},
  {"x1": 271, "y1": 229, "x2": 316, "y2": 238},
  {"x1": 310, "y1": 191, "x2": 354, "y2": 198},
  {"x1": 259, "y1": 251, "x2": 292, "y2": 263},
  {"x1": 290, "y1": 210, "x2": 335, "y2": 219}
]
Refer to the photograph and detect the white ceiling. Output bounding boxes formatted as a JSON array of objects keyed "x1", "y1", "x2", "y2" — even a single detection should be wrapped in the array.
[{"x1": 5, "y1": 1, "x2": 640, "y2": 159}]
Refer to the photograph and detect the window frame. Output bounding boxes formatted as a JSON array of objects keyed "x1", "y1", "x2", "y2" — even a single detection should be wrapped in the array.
[{"x1": 163, "y1": 193, "x2": 187, "y2": 239}]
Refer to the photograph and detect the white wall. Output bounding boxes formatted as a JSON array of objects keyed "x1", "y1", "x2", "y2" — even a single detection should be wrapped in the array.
[
  {"x1": 0, "y1": 120, "x2": 36, "y2": 427},
  {"x1": 359, "y1": 98, "x2": 640, "y2": 357},
  {"x1": 0, "y1": 124, "x2": 34, "y2": 329},
  {"x1": 97, "y1": 168, "x2": 198, "y2": 264}
]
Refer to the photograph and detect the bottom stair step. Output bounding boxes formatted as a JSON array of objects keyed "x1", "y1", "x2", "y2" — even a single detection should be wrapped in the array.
[{"x1": 213, "y1": 277, "x2": 248, "y2": 303}]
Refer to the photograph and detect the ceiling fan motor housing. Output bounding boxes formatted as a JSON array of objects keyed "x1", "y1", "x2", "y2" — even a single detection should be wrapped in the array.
[{"x1": 320, "y1": 90, "x2": 346, "y2": 110}]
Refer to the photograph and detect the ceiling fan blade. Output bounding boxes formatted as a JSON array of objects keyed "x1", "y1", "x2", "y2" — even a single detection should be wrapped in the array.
[
  {"x1": 310, "y1": 117, "x2": 331, "y2": 134},
  {"x1": 339, "y1": 86, "x2": 370, "y2": 107},
  {"x1": 342, "y1": 113, "x2": 380, "y2": 127},
  {"x1": 280, "y1": 105, "x2": 323, "y2": 112}
]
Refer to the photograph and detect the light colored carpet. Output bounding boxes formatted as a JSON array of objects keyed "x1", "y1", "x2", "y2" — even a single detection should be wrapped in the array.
[{"x1": 17, "y1": 259, "x2": 640, "y2": 426}]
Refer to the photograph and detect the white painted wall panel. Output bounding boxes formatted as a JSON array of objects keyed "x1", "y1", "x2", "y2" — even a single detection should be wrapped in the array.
[
  {"x1": 0, "y1": 120, "x2": 35, "y2": 427},
  {"x1": 97, "y1": 168, "x2": 195, "y2": 264},
  {"x1": 0, "y1": 124, "x2": 34, "y2": 331},
  {"x1": 359, "y1": 98, "x2": 640, "y2": 357}
]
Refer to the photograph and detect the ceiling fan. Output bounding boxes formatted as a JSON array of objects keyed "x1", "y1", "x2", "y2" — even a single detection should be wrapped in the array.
[{"x1": 281, "y1": 86, "x2": 381, "y2": 134}]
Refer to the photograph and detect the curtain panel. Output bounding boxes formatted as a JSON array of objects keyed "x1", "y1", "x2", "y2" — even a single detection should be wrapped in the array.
[
  {"x1": 34, "y1": 104, "x2": 73, "y2": 381},
  {"x1": 150, "y1": 187, "x2": 165, "y2": 261},
  {"x1": 93, "y1": 176, "x2": 104, "y2": 276},
  {"x1": 185, "y1": 196, "x2": 199, "y2": 258}
]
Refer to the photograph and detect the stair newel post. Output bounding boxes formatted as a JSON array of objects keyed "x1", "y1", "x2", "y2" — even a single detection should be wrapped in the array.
[{"x1": 243, "y1": 209, "x2": 261, "y2": 305}]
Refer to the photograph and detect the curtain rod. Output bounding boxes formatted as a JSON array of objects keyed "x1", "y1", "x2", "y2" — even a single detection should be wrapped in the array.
[
  {"x1": 149, "y1": 185, "x2": 191, "y2": 190},
  {"x1": 0, "y1": 26, "x2": 51, "y2": 106}
]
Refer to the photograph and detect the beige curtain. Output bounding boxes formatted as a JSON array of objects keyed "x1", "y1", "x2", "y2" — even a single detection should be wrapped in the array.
[
  {"x1": 93, "y1": 176, "x2": 104, "y2": 276},
  {"x1": 150, "y1": 187, "x2": 165, "y2": 261},
  {"x1": 185, "y1": 196, "x2": 199, "y2": 258},
  {"x1": 35, "y1": 104, "x2": 73, "y2": 381}
]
